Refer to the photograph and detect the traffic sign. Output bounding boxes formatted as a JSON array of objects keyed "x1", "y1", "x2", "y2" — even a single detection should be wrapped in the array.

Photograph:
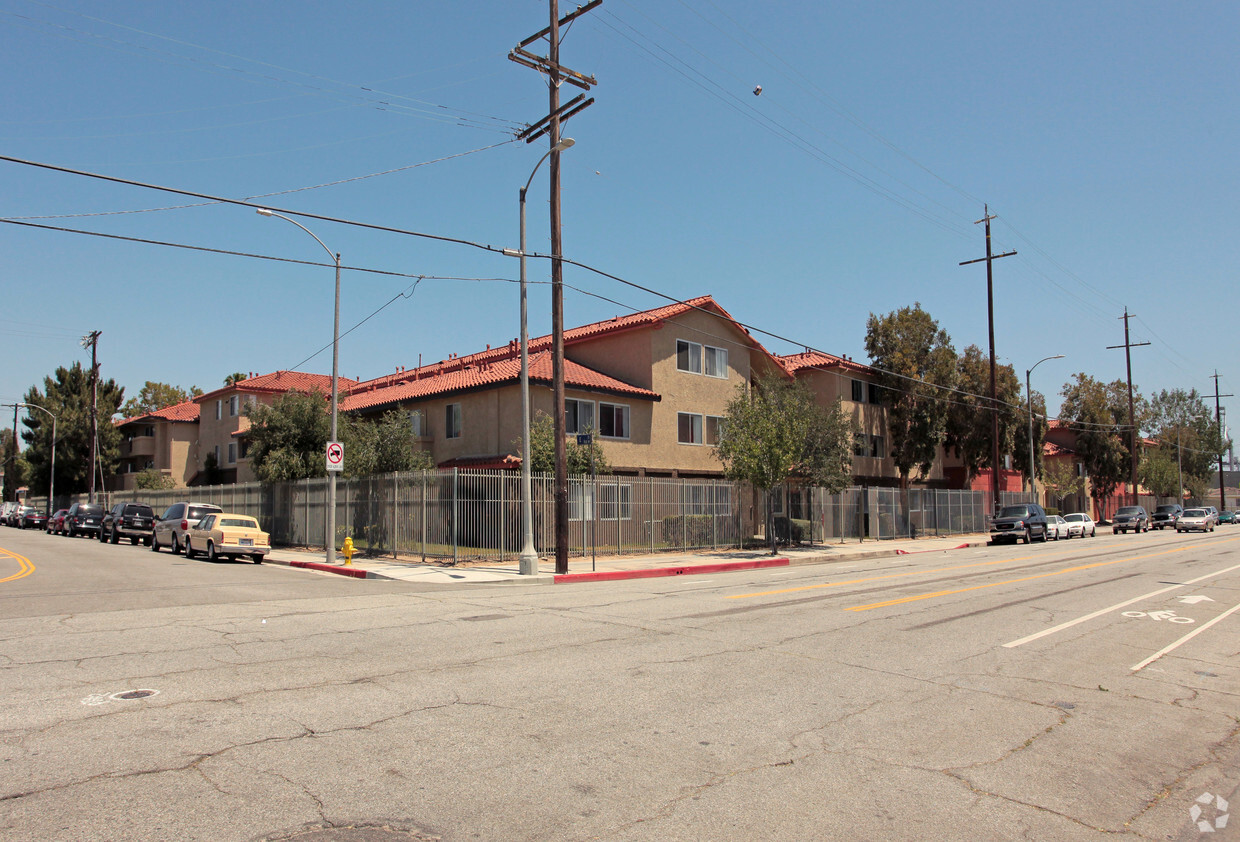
[
  {"x1": 326, "y1": 441, "x2": 344, "y2": 472},
  {"x1": 576, "y1": 434, "x2": 592, "y2": 446}
]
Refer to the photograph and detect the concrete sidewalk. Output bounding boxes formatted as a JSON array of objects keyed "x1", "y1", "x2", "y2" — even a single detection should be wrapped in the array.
[{"x1": 262, "y1": 532, "x2": 992, "y2": 585}]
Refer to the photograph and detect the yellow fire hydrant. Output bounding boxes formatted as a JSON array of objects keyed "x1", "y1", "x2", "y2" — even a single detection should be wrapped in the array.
[{"x1": 341, "y1": 536, "x2": 355, "y2": 566}]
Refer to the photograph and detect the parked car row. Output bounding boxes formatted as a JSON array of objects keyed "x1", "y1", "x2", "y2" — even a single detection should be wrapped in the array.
[
  {"x1": 35, "y1": 499, "x2": 272, "y2": 563},
  {"x1": 989, "y1": 501, "x2": 1237, "y2": 545},
  {"x1": 1, "y1": 503, "x2": 47, "y2": 530}
]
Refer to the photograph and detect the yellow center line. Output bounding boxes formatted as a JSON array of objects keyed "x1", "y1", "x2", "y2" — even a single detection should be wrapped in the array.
[
  {"x1": 727, "y1": 555, "x2": 1035, "y2": 599},
  {"x1": 845, "y1": 544, "x2": 1201, "y2": 612},
  {"x1": 0, "y1": 548, "x2": 36, "y2": 584}
]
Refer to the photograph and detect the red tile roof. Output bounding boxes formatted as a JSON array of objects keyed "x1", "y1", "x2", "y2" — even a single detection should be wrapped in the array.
[
  {"x1": 115, "y1": 399, "x2": 201, "y2": 427},
  {"x1": 341, "y1": 349, "x2": 659, "y2": 413},
  {"x1": 196, "y1": 371, "x2": 358, "y2": 404},
  {"x1": 778, "y1": 349, "x2": 873, "y2": 375}
]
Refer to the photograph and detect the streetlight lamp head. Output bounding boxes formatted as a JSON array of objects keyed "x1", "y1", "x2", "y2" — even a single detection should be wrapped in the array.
[
  {"x1": 553, "y1": 137, "x2": 575, "y2": 152},
  {"x1": 255, "y1": 208, "x2": 274, "y2": 217}
]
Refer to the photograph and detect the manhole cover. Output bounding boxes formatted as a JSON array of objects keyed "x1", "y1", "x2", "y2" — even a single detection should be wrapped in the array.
[
  {"x1": 110, "y1": 689, "x2": 159, "y2": 701},
  {"x1": 255, "y1": 821, "x2": 440, "y2": 841}
]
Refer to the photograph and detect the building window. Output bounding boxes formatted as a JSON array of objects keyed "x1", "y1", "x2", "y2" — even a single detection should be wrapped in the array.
[
  {"x1": 408, "y1": 410, "x2": 424, "y2": 437},
  {"x1": 705, "y1": 415, "x2": 724, "y2": 446},
  {"x1": 239, "y1": 438, "x2": 250, "y2": 460},
  {"x1": 851, "y1": 380, "x2": 864, "y2": 402},
  {"x1": 683, "y1": 483, "x2": 731, "y2": 516},
  {"x1": 869, "y1": 435, "x2": 885, "y2": 459},
  {"x1": 215, "y1": 400, "x2": 222, "y2": 420},
  {"x1": 445, "y1": 404, "x2": 462, "y2": 439},
  {"x1": 229, "y1": 395, "x2": 239, "y2": 417},
  {"x1": 868, "y1": 382, "x2": 881, "y2": 405},
  {"x1": 677, "y1": 340, "x2": 703, "y2": 374},
  {"x1": 853, "y1": 433, "x2": 868, "y2": 457},
  {"x1": 598, "y1": 403, "x2": 629, "y2": 439},
  {"x1": 565, "y1": 399, "x2": 595, "y2": 435},
  {"x1": 678, "y1": 412, "x2": 704, "y2": 445},
  {"x1": 212, "y1": 444, "x2": 220, "y2": 464},
  {"x1": 227, "y1": 442, "x2": 237, "y2": 464},
  {"x1": 598, "y1": 482, "x2": 633, "y2": 520},
  {"x1": 142, "y1": 425, "x2": 155, "y2": 437},
  {"x1": 677, "y1": 339, "x2": 727, "y2": 378}
]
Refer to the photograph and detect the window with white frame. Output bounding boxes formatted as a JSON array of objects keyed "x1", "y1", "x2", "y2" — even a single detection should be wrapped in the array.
[
  {"x1": 229, "y1": 395, "x2": 239, "y2": 417},
  {"x1": 215, "y1": 400, "x2": 222, "y2": 420},
  {"x1": 598, "y1": 402, "x2": 629, "y2": 439},
  {"x1": 678, "y1": 412, "x2": 704, "y2": 445},
  {"x1": 705, "y1": 415, "x2": 724, "y2": 446},
  {"x1": 445, "y1": 404, "x2": 462, "y2": 439},
  {"x1": 597, "y1": 482, "x2": 633, "y2": 520},
  {"x1": 677, "y1": 339, "x2": 728, "y2": 378},
  {"x1": 212, "y1": 444, "x2": 220, "y2": 464},
  {"x1": 227, "y1": 442, "x2": 237, "y2": 464},
  {"x1": 408, "y1": 410, "x2": 425, "y2": 437},
  {"x1": 683, "y1": 483, "x2": 732, "y2": 516},
  {"x1": 565, "y1": 398, "x2": 595, "y2": 435}
]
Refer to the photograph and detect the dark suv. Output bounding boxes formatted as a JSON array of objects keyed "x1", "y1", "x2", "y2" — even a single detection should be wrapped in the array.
[
  {"x1": 100, "y1": 502, "x2": 156, "y2": 545},
  {"x1": 1113, "y1": 506, "x2": 1150, "y2": 534},
  {"x1": 64, "y1": 502, "x2": 107, "y2": 538},
  {"x1": 1151, "y1": 504, "x2": 1182, "y2": 530},
  {"x1": 989, "y1": 503, "x2": 1050, "y2": 544}
]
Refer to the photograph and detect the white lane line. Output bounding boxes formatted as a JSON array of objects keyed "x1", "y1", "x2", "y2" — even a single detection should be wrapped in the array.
[
  {"x1": 1003, "y1": 561, "x2": 1240, "y2": 648},
  {"x1": 1131, "y1": 600, "x2": 1240, "y2": 672}
]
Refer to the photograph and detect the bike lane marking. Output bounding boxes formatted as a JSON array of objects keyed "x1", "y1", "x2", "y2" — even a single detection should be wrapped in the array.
[
  {"x1": 845, "y1": 542, "x2": 1234, "y2": 614},
  {"x1": 0, "y1": 548, "x2": 36, "y2": 584},
  {"x1": 1001, "y1": 557, "x2": 1240, "y2": 648},
  {"x1": 1130, "y1": 598, "x2": 1240, "y2": 672}
]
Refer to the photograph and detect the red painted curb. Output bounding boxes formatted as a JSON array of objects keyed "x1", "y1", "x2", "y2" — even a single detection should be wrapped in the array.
[
  {"x1": 554, "y1": 557, "x2": 789, "y2": 583},
  {"x1": 895, "y1": 543, "x2": 970, "y2": 555},
  {"x1": 290, "y1": 561, "x2": 369, "y2": 579}
]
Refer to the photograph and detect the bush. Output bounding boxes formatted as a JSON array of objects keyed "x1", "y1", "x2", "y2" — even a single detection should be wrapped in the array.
[
  {"x1": 661, "y1": 514, "x2": 714, "y2": 547},
  {"x1": 773, "y1": 517, "x2": 809, "y2": 544}
]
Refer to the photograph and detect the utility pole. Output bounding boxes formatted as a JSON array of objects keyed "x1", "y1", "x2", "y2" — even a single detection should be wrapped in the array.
[
  {"x1": 510, "y1": 0, "x2": 599, "y2": 575},
  {"x1": 1211, "y1": 372, "x2": 1233, "y2": 510},
  {"x1": 1106, "y1": 310, "x2": 1149, "y2": 506},
  {"x1": 81, "y1": 330, "x2": 100, "y2": 503},
  {"x1": 959, "y1": 205, "x2": 1016, "y2": 514}
]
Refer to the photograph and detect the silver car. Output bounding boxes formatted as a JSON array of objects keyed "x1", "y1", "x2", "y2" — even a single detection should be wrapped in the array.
[
  {"x1": 1177, "y1": 508, "x2": 1214, "y2": 533},
  {"x1": 1046, "y1": 514, "x2": 1070, "y2": 540},
  {"x1": 151, "y1": 501, "x2": 224, "y2": 554}
]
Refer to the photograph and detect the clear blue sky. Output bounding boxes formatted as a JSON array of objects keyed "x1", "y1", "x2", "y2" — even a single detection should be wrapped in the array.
[{"x1": 2, "y1": 1, "x2": 1236, "y2": 436}]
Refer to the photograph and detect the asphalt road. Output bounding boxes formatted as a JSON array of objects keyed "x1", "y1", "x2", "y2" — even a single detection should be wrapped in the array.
[{"x1": 1, "y1": 525, "x2": 1238, "y2": 841}]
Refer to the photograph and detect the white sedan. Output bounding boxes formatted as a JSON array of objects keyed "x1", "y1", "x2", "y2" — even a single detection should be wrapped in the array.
[
  {"x1": 1046, "y1": 514, "x2": 1070, "y2": 540},
  {"x1": 1062, "y1": 512, "x2": 1096, "y2": 538}
]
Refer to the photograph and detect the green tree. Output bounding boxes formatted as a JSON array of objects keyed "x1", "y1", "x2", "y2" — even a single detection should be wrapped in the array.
[
  {"x1": 864, "y1": 303, "x2": 957, "y2": 488},
  {"x1": 1059, "y1": 373, "x2": 1139, "y2": 518},
  {"x1": 1146, "y1": 388, "x2": 1228, "y2": 492},
  {"x1": 21, "y1": 362, "x2": 124, "y2": 496},
  {"x1": 340, "y1": 411, "x2": 433, "y2": 476},
  {"x1": 518, "y1": 411, "x2": 610, "y2": 475},
  {"x1": 715, "y1": 373, "x2": 855, "y2": 554},
  {"x1": 120, "y1": 381, "x2": 201, "y2": 419},
  {"x1": 944, "y1": 344, "x2": 1025, "y2": 485},
  {"x1": 1042, "y1": 458, "x2": 1086, "y2": 511},
  {"x1": 1137, "y1": 446, "x2": 1180, "y2": 499},
  {"x1": 244, "y1": 390, "x2": 331, "y2": 483},
  {"x1": 2, "y1": 428, "x2": 30, "y2": 502},
  {"x1": 134, "y1": 469, "x2": 175, "y2": 490}
]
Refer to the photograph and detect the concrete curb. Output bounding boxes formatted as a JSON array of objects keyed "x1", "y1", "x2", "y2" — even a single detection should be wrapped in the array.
[{"x1": 554, "y1": 557, "x2": 790, "y2": 584}]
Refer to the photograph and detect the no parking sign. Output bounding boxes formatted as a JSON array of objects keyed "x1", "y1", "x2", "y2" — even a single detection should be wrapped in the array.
[{"x1": 326, "y1": 441, "x2": 344, "y2": 472}]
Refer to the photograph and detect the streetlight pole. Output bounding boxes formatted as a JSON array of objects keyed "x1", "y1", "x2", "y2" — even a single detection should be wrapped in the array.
[
  {"x1": 1026, "y1": 354, "x2": 1064, "y2": 501},
  {"x1": 257, "y1": 209, "x2": 341, "y2": 564},
  {"x1": 7, "y1": 403, "x2": 56, "y2": 517},
  {"x1": 506, "y1": 138, "x2": 575, "y2": 575}
]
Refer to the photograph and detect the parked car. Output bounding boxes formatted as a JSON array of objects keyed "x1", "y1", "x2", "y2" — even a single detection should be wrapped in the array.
[
  {"x1": 100, "y1": 502, "x2": 156, "y2": 545},
  {"x1": 151, "y1": 501, "x2": 224, "y2": 554},
  {"x1": 18, "y1": 506, "x2": 47, "y2": 530},
  {"x1": 1112, "y1": 506, "x2": 1150, "y2": 534},
  {"x1": 1045, "y1": 514, "x2": 1069, "y2": 540},
  {"x1": 47, "y1": 509, "x2": 69, "y2": 535},
  {"x1": 1218, "y1": 510, "x2": 1237, "y2": 525},
  {"x1": 0, "y1": 502, "x2": 20, "y2": 526},
  {"x1": 1151, "y1": 504, "x2": 1183, "y2": 530},
  {"x1": 989, "y1": 503, "x2": 1050, "y2": 544},
  {"x1": 184, "y1": 512, "x2": 270, "y2": 563},
  {"x1": 1062, "y1": 512, "x2": 1097, "y2": 538},
  {"x1": 1177, "y1": 508, "x2": 1214, "y2": 533},
  {"x1": 64, "y1": 502, "x2": 107, "y2": 538}
]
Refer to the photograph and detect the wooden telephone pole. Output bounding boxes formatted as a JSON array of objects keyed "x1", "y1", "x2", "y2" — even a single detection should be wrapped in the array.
[
  {"x1": 1106, "y1": 310, "x2": 1149, "y2": 506},
  {"x1": 1211, "y1": 372, "x2": 1233, "y2": 510},
  {"x1": 509, "y1": 1, "x2": 599, "y2": 574}
]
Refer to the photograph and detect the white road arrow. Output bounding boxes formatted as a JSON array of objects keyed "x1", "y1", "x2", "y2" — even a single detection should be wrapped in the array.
[{"x1": 1178, "y1": 595, "x2": 1215, "y2": 604}]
